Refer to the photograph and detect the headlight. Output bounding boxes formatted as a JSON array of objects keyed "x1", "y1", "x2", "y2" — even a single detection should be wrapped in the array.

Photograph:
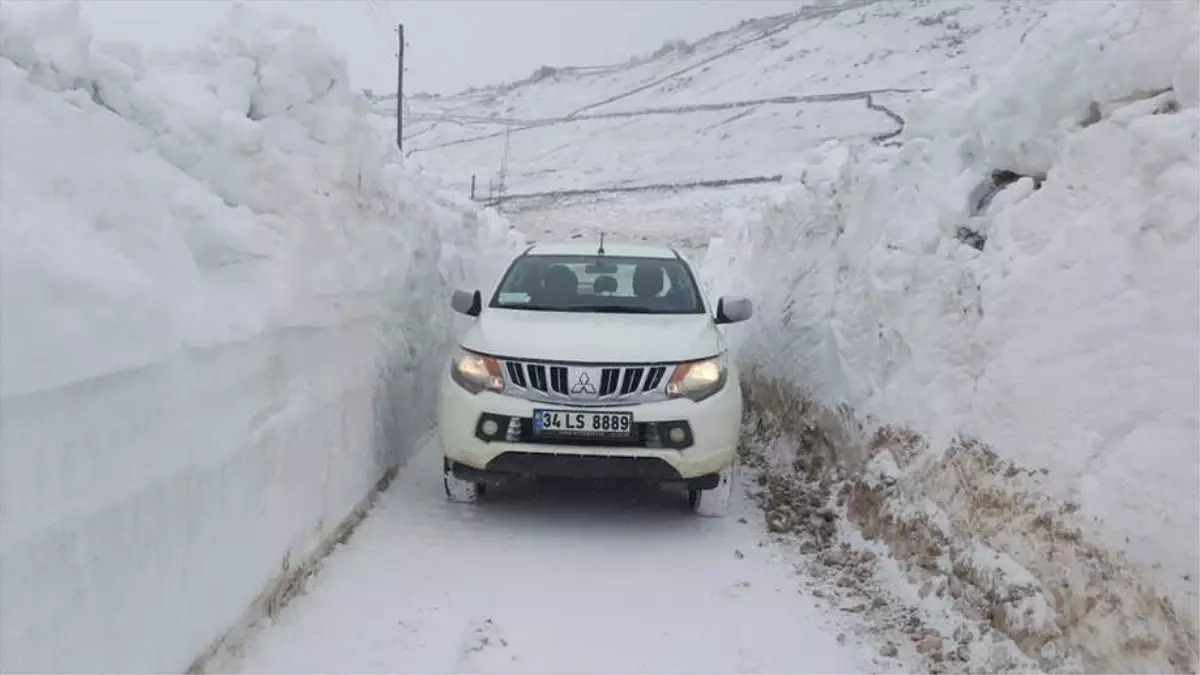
[
  {"x1": 666, "y1": 354, "x2": 727, "y2": 402},
  {"x1": 450, "y1": 348, "x2": 504, "y2": 394}
]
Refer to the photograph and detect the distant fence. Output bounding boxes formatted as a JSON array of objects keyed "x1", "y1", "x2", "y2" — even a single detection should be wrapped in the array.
[{"x1": 470, "y1": 174, "x2": 512, "y2": 202}]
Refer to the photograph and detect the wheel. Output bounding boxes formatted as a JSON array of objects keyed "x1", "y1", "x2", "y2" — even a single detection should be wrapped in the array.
[
  {"x1": 691, "y1": 462, "x2": 735, "y2": 517},
  {"x1": 443, "y1": 458, "x2": 485, "y2": 503}
]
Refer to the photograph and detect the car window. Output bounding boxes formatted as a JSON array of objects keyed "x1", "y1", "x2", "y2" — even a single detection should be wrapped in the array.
[{"x1": 489, "y1": 255, "x2": 705, "y2": 314}]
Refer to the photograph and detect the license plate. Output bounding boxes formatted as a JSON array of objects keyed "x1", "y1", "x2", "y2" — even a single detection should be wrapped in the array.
[{"x1": 533, "y1": 409, "x2": 634, "y2": 438}]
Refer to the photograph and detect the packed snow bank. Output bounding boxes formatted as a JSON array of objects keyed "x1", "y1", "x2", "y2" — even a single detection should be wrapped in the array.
[
  {"x1": 0, "y1": 4, "x2": 522, "y2": 672},
  {"x1": 707, "y1": 1, "x2": 1199, "y2": 671}
]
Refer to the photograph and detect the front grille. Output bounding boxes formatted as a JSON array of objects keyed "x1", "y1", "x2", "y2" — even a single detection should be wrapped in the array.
[{"x1": 499, "y1": 360, "x2": 676, "y2": 406}]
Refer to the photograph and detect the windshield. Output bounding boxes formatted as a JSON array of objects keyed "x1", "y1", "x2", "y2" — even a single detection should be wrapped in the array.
[{"x1": 488, "y1": 254, "x2": 706, "y2": 314}]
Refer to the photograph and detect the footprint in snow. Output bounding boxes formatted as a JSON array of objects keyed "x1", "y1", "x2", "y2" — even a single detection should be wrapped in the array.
[
  {"x1": 454, "y1": 617, "x2": 514, "y2": 670},
  {"x1": 723, "y1": 581, "x2": 753, "y2": 598}
]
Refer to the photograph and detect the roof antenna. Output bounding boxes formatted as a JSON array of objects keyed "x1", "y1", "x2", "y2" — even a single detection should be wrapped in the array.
[{"x1": 597, "y1": 232, "x2": 606, "y2": 255}]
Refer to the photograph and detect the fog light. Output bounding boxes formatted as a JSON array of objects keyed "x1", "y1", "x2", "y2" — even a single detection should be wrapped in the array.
[
  {"x1": 668, "y1": 427, "x2": 687, "y2": 444},
  {"x1": 481, "y1": 419, "x2": 500, "y2": 437}
]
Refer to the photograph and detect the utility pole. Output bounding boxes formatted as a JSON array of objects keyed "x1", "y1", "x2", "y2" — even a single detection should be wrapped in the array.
[
  {"x1": 498, "y1": 124, "x2": 511, "y2": 198},
  {"x1": 396, "y1": 23, "x2": 404, "y2": 151}
]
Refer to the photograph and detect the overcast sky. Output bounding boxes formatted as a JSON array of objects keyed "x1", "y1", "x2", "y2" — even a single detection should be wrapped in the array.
[{"x1": 55, "y1": 0, "x2": 800, "y2": 95}]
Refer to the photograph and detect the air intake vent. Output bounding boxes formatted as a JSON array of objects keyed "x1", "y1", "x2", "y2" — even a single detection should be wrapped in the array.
[
  {"x1": 550, "y1": 366, "x2": 569, "y2": 394},
  {"x1": 643, "y1": 366, "x2": 667, "y2": 391},
  {"x1": 600, "y1": 368, "x2": 620, "y2": 396},
  {"x1": 620, "y1": 368, "x2": 645, "y2": 394},
  {"x1": 527, "y1": 364, "x2": 548, "y2": 392},
  {"x1": 506, "y1": 362, "x2": 527, "y2": 388}
]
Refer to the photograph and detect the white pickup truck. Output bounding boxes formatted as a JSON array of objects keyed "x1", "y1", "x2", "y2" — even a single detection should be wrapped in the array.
[{"x1": 436, "y1": 240, "x2": 752, "y2": 516}]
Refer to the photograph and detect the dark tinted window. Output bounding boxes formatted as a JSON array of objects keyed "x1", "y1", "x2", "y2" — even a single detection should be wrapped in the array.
[{"x1": 489, "y1": 255, "x2": 705, "y2": 314}]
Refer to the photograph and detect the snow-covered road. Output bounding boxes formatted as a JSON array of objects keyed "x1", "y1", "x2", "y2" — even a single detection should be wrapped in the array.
[{"x1": 222, "y1": 438, "x2": 874, "y2": 674}]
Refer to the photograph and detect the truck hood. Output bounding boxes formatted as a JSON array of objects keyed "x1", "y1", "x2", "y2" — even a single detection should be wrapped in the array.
[{"x1": 461, "y1": 308, "x2": 723, "y2": 363}]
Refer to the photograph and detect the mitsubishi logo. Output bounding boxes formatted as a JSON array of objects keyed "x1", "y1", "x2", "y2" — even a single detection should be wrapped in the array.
[{"x1": 570, "y1": 371, "x2": 597, "y2": 395}]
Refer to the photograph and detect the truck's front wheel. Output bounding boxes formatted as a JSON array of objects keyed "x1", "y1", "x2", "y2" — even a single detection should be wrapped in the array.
[
  {"x1": 689, "y1": 463, "x2": 734, "y2": 517},
  {"x1": 443, "y1": 458, "x2": 485, "y2": 503}
]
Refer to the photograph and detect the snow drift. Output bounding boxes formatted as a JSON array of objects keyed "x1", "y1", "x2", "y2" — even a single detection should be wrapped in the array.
[
  {"x1": 0, "y1": 4, "x2": 521, "y2": 672},
  {"x1": 706, "y1": 1, "x2": 1199, "y2": 671}
]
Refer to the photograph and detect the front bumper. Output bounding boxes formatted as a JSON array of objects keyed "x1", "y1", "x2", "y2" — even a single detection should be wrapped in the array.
[{"x1": 437, "y1": 363, "x2": 742, "y2": 482}]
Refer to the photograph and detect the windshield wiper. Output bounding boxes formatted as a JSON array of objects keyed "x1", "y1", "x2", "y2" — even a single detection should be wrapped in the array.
[
  {"x1": 498, "y1": 304, "x2": 567, "y2": 312},
  {"x1": 496, "y1": 304, "x2": 677, "y2": 314},
  {"x1": 562, "y1": 305, "x2": 658, "y2": 313}
]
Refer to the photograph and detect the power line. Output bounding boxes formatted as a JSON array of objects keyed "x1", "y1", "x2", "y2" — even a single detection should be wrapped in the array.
[
  {"x1": 361, "y1": 0, "x2": 395, "y2": 57},
  {"x1": 375, "y1": 0, "x2": 402, "y2": 30}
]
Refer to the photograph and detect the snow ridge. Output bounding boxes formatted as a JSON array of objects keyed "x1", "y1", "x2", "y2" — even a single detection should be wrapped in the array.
[
  {"x1": 0, "y1": 4, "x2": 523, "y2": 671},
  {"x1": 706, "y1": 1, "x2": 1199, "y2": 670}
]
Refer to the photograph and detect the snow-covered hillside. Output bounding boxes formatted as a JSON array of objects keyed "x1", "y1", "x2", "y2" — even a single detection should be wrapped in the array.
[
  {"x1": 399, "y1": 0, "x2": 1200, "y2": 672},
  {"x1": 390, "y1": 0, "x2": 1048, "y2": 200},
  {"x1": 0, "y1": 4, "x2": 520, "y2": 671}
]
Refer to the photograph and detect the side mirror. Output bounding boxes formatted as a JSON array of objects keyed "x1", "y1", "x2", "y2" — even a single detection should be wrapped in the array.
[
  {"x1": 715, "y1": 296, "x2": 753, "y2": 325},
  {"x1": 451, "y1": 289, "x2": 482, "y2": 317}
]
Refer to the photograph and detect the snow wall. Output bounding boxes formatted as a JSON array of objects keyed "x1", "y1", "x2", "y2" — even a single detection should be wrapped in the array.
[
  {"x1": 0, "y1": 5, "x2": 523, "y2": 672},
  {"x1": 706, "y1": 1, "x2": 1199, "y2": 672}
]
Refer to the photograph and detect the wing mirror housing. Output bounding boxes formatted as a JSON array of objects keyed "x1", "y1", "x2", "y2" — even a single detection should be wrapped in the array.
[
  {"x1": 451, "y1": 289, "x2": 482, "y2": 317},
  {"x1": 715, "y1": 296, "x2": 753, "y2": 325}
]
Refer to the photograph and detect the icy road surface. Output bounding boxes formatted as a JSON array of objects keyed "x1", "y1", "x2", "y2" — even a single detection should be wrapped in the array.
[{"x1": 225, "y1": 437, "x2": 872, "y2": 674}]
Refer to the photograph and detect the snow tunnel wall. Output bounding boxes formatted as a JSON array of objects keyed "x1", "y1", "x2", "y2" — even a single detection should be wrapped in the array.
[
  {"x1": 0, "y1": 6, "x2": 524, "y2": 672},
  {"x1": 705, "y1": 1, "x2": 1199, "y2": 671}
]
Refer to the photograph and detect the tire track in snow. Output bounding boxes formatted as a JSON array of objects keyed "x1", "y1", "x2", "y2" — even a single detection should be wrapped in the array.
[
  {"x1": 864, "y1": 93, "x2": 907, "y2": 143},
  {"x1": 480, "y1": 173, "x2": 785, "y2": 208},
  {"x1": 411, "y1": 92, "x2": 909, "y2": 207},
  {"x1": 400, "y1": 87, "x2": 923, "y2": 131},
  {"x1": 399, "y1": 87, "x2": 924, "y2": 155}
]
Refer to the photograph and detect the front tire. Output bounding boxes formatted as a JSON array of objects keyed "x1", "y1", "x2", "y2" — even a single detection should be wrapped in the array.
[
  {"x1": 443, "y1": 458, "x2": 485, "y2": 503},
  {"x1": 690, "y1": 462, "x2": 735, "y2": 517}
]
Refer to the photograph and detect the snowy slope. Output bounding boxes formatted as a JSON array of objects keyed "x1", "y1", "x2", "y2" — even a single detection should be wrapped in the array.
[
  {"x1": 0, "y1": 4, "x2": 521, "y2": 672},
  {"x1": 391, "y1": 0, "x2": 1048, "y2": 198}
]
